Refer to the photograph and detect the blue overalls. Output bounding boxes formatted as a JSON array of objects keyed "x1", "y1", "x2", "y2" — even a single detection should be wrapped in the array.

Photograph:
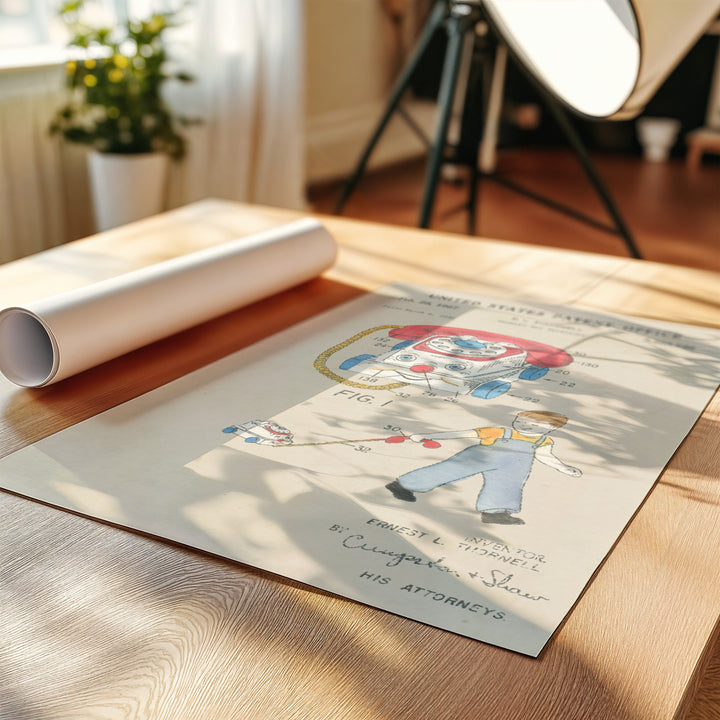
[{"x1": 397, "y1": 428, "x2": 549, "y2": 512}]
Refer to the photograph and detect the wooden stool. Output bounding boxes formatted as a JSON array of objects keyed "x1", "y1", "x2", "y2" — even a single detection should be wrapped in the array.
[{"x1": 686, "y1": 127, "x2": 720, "y2": 170}]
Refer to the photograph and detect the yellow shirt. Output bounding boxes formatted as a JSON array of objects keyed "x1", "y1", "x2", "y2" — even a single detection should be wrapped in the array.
[{"x1": 475, "y1": 427, "x2": 553, "y2": 447}]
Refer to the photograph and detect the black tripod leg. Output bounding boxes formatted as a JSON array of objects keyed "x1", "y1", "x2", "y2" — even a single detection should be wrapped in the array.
[
  {"x1": 467, "y1": 158, "x2": 480, "y2": 235},
  {"x1": 419, "y1": 10, "x2": 473, "y2": 228},
  {"x1": 466, "y1": 36, "x2": 498, "y2": 235},
  {"x1": 541, "y1": 92, "x2": 643, "y2": 259},
  {"x1": 334, "y1": 0, "x2": 447, "y2": 214}
]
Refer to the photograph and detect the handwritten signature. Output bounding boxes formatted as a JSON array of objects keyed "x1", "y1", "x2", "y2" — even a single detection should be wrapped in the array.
[
  {"x1": 342, "y1": 534, "x2": 461, "y2": 576},
  {"x1": 477, "y1": 569, "x2": 549, "y2": 602},
  {"x1": 341, "y1": 535, "x2": 550, "y2": 602}
]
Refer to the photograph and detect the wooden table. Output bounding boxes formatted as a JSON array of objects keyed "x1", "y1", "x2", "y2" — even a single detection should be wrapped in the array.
[{"x1": 1, "y1": 199, "x2": 718, "y2": 720}]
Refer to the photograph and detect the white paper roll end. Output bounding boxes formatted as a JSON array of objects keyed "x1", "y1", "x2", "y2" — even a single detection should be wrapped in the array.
[{"x1": 0, "y1": 308, "x2": 58, "y2": 387}]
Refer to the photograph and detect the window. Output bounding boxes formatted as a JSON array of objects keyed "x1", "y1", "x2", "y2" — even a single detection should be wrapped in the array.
[
  {"x1": 0, "y1": 0, "x2": 54, "y2": 48},
  {"x1": 0, "y1": 1, "x2": 144, "y2": 69}
]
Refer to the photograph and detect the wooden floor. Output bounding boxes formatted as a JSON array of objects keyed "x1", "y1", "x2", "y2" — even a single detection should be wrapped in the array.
[{"x1": 309, "y1": 148, "x2": 720, "y2": 272}]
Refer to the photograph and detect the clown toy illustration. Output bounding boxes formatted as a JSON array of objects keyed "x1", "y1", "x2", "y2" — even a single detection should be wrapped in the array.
[
  {"x1": 385, "y1": 410, "x2": 582, "y2": 523},
  {"x1": 316, "y1": 325, "x2": 573, "y2": 399}
]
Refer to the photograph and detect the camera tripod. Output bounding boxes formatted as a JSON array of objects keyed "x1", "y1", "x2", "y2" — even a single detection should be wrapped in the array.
[{"x1": 334, "y1": 0, "x2": 642, "y2": 259}]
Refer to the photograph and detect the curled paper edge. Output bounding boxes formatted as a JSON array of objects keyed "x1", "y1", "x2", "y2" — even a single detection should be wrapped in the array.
[{"x1": 0, "y1": 218, "x2": 337, "y2": 388}]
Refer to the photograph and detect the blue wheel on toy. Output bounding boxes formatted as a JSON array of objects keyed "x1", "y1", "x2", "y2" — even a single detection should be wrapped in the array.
[
  {"x1": 519, "y1": 366, "x2": 548, "y2": 380},
  {"x1": 390, "y1": 340, "x2": 414, "y2": 350},
  {"x1": 339, "y1": 354, "x2": 375, "y2": 370},
  {"x1": 472, "y1": 380, "x2": 511, "y2": 399},
  {"x1": 222, "y1": 426, "x2": 238, "y2": 433}
]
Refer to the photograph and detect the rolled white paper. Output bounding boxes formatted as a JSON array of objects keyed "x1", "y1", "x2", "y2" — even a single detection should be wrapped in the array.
[{"x1": 0, "y1": 218, "x2": 337, "y2": 388}]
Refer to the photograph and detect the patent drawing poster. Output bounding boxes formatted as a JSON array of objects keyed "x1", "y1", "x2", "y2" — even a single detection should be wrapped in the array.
[{"x1": 1, "y1": 284, "x2": 719, "y2": 656}]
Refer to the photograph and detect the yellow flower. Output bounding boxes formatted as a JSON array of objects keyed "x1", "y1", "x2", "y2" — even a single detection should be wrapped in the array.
[
  {"x1": 108, "y1": 68, "x2": 124, "y2": 83},
  {"x1": 66, "y1": 60, "x2": 77, "y2": 73},
  {"x1": 84, "y1": 59, "x2": 96, "y2": 69},
  {"x1": 147, "y1": 16, "x2": 165, "y2": 33},
  {"x1": 83, "y1": 75, "x2": 98, "y2": 87},
  {"x1": 113, "y1": 55, "x2": 129, "y2": 69}
]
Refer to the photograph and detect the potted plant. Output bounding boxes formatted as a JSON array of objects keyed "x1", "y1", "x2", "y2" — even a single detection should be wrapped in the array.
[{"x1": 50, "y1": 0, "x2": 193, "y2": 231}]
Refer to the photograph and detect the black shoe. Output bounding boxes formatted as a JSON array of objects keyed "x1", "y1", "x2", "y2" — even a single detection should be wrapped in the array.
[
  {"x1": 386, "y1": 481, "x2": 416, "y2": 502},
  {"x1": 481, "y1": 511, "x2": 524, "y2": 525}
]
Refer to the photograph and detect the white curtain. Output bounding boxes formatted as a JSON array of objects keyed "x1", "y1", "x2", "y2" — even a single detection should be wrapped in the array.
[
  {"x1": 0, "y1": 0, "x2": 306, "y2": 263},
  {"x1": 0, "y1": 66, "x2": 69, "y2": 264},
  {"x1": 167, "y1": 0, "x2": 307, "y2": 211}
]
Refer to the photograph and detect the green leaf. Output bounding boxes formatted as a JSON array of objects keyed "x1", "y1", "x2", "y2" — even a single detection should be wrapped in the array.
[{"x1": 50, "y1": 2, "x2": 197, "y2": 159}]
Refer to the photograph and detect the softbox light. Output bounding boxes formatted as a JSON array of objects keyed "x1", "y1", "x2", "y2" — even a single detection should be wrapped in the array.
[{"x1": 483, "y1": 0, "x2": 720, "y2": 119}]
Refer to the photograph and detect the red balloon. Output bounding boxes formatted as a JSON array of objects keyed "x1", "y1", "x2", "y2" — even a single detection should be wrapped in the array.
[{"x1": 422, "y1": 439, "x2": 441, "y2": 448}]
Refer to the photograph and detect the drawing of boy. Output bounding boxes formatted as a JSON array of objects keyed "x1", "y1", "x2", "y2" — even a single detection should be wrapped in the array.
[{"x1": 385, "y1": 411, "x2": 582, "y2": 524}]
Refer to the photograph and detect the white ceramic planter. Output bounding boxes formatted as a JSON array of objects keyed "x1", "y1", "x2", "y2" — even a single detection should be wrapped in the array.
[
  {"x1": 636, "y1": 117, "x2": 681, "y2": 163},
  {"x1": 87, "y1": 151, "x2": 169, "y2": 231}
]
